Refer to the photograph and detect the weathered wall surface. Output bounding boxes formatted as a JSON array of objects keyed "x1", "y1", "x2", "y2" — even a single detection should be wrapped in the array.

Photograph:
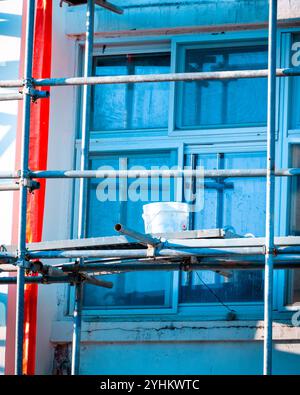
[{"x1": 79, "y1": 341, "x2": 300, "y2": 375}]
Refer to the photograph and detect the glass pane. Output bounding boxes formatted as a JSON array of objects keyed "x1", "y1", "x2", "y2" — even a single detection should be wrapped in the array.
[
  {"x1": 92, "y1": 53, "x2": 170, "y2": 131},
  {"x1": 288, "y1": 145, "x2": 300, "y2": 236},
  {"x1": 290, "y1": 34, "x2": 300, "y2": 129},
  {"x1": 83, "y1": 150, "x2": 176, "y2": 309},
  {"x1": 177, "y1": 45, "x2": 268, "y2": 129},
  {"x1": 286, "y1": 270, "x2": 300, "y2": 306},
  {"x1": 287, "y1": 145, "x2": 300, "y2": 305},
  {"x1": 180, "y1": 151, "x2": 266, "y2": 304}
]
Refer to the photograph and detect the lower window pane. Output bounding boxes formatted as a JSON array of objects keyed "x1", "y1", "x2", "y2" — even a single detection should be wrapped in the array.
[
  {"x1": 286, "y1": 145, "x2": 300, "y2": 305},
  {"x1": 82, "y1": 150, "x2": 176, "y2": 310},
  {"x1": 180, "y1": 151, "x2": 266, "y2": 304},
  {"x1": 83, "y1": 272, "x2": 173, "y2": 309},
  {"x1": 180, "y1": 271, "x2": 263, "y2": 303},
  {"x1": 286, "y1": 270, "x2": 300, "y2": 306}
]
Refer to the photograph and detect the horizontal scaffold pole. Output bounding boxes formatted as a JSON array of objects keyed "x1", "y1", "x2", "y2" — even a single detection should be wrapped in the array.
[
  {"x1": 26, "y1": 246, "x2": 300, "y2": 259},
  {"x1": 57, "y1": 259, "x2": 300, "y2": 273},
  {"x1": 2, "y1": 254, "x2": 300, "y2": 279},
  {"x1": 0, "y1": 93, "x2": 23, "y2": 101},
  {"x1": 0, "y1": 171, "x2": 19, "y2": 179},
  {"x1": 0, "y1": 276, "x2": 71, "y2": 284},
  {"x1": 27, "y1": 167, "x2": 300, "y2": 179},
  {"x1": 1, "y1": 168, "x2": 300, "y2": 181},
  {"x1": 114, "y1": 223, "x2": 160, "y2": 246},
  {"x1": 0, "y1": 183, "x2": 19, "y2": 191},
  {"x1": 0, "y1": 68, "x2": 300, "y2": 89}
]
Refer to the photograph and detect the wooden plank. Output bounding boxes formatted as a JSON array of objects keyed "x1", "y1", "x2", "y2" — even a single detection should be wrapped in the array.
[{"x1": 155, "y1": 229, "x2": 225, "y2": 239}]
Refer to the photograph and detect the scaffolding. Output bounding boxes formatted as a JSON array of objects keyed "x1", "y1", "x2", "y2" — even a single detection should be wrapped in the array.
[{"x1": 1, "y1": 0, "x2": 300, "y2": 376}]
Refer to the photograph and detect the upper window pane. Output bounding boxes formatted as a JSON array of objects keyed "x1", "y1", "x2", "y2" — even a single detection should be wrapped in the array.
[
  {"x1": 286, "y1": 144, "x2": 300, "y2": 306},
  {"x1": 91, "y1": 53, "x2": 170, "y2": 131},
  {"x1": 177, "y1": 45, "x2": 268, "y2": 129},
  {"x1": 290, "y1": 34, "x2": 300, "y2": 130}
]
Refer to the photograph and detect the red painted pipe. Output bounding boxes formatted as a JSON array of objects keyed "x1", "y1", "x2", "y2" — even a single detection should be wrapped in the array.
[{"x1": 23, "y1": 0, "x2": 52, "y2": 375}]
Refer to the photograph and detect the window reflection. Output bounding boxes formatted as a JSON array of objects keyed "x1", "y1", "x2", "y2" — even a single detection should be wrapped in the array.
[
  {"x1": 180, "y1": 151, "x2": 266, "y2": 304},
  {"x1": 177, "y1": 45, "x2": 268, "y2": 129},
  {"x1": 92, "y1": 53, "x2": 170, "y2": 131}
]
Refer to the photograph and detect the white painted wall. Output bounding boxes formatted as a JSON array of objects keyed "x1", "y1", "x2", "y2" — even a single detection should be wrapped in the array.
[
  {"x1": 35, "y1": 0, "x2": 77, "y2": 375},
  {"x1": 0, "y1": 0, "x2": 22, "y2": 375}
]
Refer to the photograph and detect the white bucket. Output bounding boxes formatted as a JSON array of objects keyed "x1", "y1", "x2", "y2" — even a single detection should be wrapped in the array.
[{"x1": 142, "y1": 202, "x2": 190, "y2": 234}]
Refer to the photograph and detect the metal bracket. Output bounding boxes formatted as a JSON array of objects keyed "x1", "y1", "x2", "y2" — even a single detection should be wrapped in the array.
[
  {"x1": 23, "y1": 86, "x2": 50, "y2": 103},
  {"x1": 0, "y1": 245, "x2": 7, "y2": 253},
  {"x1": 16, "y1": 169, "x2": 40, "y2": 193},
  {"x1": 16, "y1": 257, "x2": 32, "y2": 270},
  {"x1": 263, "y1": 246, "x2": 278, "y2": 256},
  {"x1": 18, "y1": 178, "x2": 40, "y2": 193},
  {"x1": 26, "y1": 260, "x2": 43, "y2": 274},
  {"x1": 147, "y1": 245, "x2": 156, "y2": 257},
  {"x1": 22, "y1": 78, "x2": 49, "y2": 102}
]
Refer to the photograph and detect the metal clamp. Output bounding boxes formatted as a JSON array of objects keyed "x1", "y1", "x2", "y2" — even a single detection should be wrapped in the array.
[
  {"x1": 18, "y1": 177, "x2": 40, "y2": 193},
  {"x1": 263, "y1": 246, "x2": 278, "y2": 256},
  {"x1": 23, "y1": 78, "x2": 50, "y2": 102},
  {"x1": 0, "y1": 245, "x2": 7, "y2": 252},
  {"x1": 26, "y1": 260, "x2": 43, "y2": 274},
  {"x1": 23, "y1": 86, "x2": 50, "y2": 103},
  {"x1": 16, "y1": 257, "x2": 32, "y2": 270},
  {"x1": 147, "y1": 245, "x2": 156, "y2": 257}
]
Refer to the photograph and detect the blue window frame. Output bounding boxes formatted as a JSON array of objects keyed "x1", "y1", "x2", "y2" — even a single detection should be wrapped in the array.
[{"x1": 71, "y1": 30, "x2": 299, "y2": 318}]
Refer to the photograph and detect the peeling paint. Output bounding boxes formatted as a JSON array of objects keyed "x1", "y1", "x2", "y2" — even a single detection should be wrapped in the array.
[{"x1": 52, "y1": 344, "x2": 71, "y2": 375}]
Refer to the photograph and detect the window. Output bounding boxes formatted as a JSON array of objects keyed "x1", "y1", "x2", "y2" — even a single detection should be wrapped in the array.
[
  {"x1": 180, "y1": 151, "x2": 266, "y2": 304},
  {"x1": 176, "y1": 44, "x2": 268, "y2": 130},
  {"x1": 75, "y1": 39, "x2": 273, "y2": 316},
  {"x1": 91, "y1": 53, "x2": 170, "y2": 132},
  {"x1": 286, "y1": 144, "x2": 300, "y2": 306}
]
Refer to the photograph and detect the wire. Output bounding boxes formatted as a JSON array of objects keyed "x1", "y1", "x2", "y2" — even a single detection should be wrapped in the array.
[{"x1": 195, "y1": 271, "x2": 236, "y2": 314}]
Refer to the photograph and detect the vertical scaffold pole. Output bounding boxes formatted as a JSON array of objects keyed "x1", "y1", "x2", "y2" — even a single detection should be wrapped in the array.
[
  {"x1": 263, "y1": 0, "x2": 277, "y2": 376},
  {"x1": 15, "y1": 0, "x2": 35, "y2": 375},
  {"x1": 71, "y1": 0, "x2": 95, "y2": 376}
]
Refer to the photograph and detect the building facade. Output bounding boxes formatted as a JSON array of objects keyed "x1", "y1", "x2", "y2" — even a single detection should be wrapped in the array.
[{"x1": 2, "y1": 0, "x2": 300, "y2": 374}]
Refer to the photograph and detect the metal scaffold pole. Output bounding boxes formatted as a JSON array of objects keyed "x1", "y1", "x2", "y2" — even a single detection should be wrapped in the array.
[
  {"x1": 263, "y1": 0, "x2": 277, "y2": 376},
  {"x1": 71, "y1": 0, "x2": 95, "y2": 376},
  {"x1": 15, "y1": 0, "x2": 35, "y2": 376},
  {"x1": 1, "y1": 67, "x2": 300, "y2": 89}
]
